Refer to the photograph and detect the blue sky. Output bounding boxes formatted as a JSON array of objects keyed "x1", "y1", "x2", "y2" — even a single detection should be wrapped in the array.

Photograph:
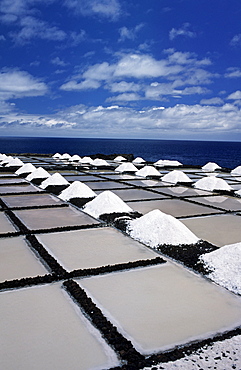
[{"x1": 1, "y1": 0, "x2": 241, "y2": 140}]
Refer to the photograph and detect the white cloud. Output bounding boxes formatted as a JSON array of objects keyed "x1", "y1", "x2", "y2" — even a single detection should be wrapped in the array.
[
  {"x1": 108, "y1": 81, "x2": 141, "y2": 93},
  {"x1": 61, "y1": 79, "x2": 101, "y2": 91},
  {"x1": 169, "y1": 23, "x2": 196, "y2": 41},
  {"x1": 107, "y1": 92, "x2": 141, "y2": 102},
  {"x1": 63, "y1": 0, "x2": 121, "y2": 20},
  {"x1": 12, "y1": 16, "x2": 66, "y2": 44},
  {"x1": 225, "y1": 67, "x2": 241, "y2": 78},
  {"x1": 230, "y1": 34, "x2": 241, "y2": 46},
  {"x1": 200, "y1": 97, "x2": 224, "y2": 105},
  {"x1": 118, "y1": 24, "x2": 144, "y2": 42},
  {"x1": 227, "y1": 90, "x2": 241, "y2": 100},
  {"x1": 0, "y1": 69, "x2": 48, "y2": 100},
  {"x1": 51, "y1": 57, "x2": 68, "y2": 67}
]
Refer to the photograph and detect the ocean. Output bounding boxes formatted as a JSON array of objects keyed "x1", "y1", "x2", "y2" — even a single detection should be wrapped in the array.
[{"x1": 0, "y1": 136, "x2": 241, "y2": 169}]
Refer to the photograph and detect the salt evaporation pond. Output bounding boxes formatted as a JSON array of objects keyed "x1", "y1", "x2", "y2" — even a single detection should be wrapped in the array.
[
  {"x1": 181, "y1": 214, "x2": 241, "y2": 247},
  {"x1": 2, "y1": 193, "x2": 64, "y2": 208},
  {"x1": 127, "y1": 198, "x2": 223, "y2": 217},
  {"x1": 0, "y1": 236, "x2": 47, "y2": 282},
  {"x1": 0, "y1": 284, "x2": 119, "y2": 369},
  {"x1": 78, "y1": 263, "x2": 241, "y2": 354},
  {"x1": 37, "y1": 227, "x2": 158, "y2": 271},
  {"x1": 110, "y1": 188, "x2": 167, "y2": 201},
  {"x1": 186, "y1": 195, "x2": 241, "y2": 212},
  {"x1": 0, "y1": 184, "x2": 41, "y2": 194},
  {"x1": 0, "y1": 212, "x2": 17, "y2": 233},
  {"x1": 14, "y1": 206, "x2": 99, "y2": 230}
]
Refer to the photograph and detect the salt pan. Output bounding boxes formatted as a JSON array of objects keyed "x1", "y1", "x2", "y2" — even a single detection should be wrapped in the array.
[
  {"x1": 114, "y1": 156, "x2": 126, "y2": 162},
  {"x1": 39, "y1": 173, "x2": 69, "y2": 189},
  {"x1": 194, "y1": 177, "x2": 232, "y2": 191},
  {"x1": 92, "y1": 158, "x2": 110, "y2": 166},
  {"x1": 127, "y1": 209, "x2": 200, "y2": 248},
  {"x1": 200, "y1": 242, "x2": 241, "y2": 295},
  {"x1": 154, "y1": 159, "x2": 182, "y2": 167},
  {"x1": 202, "y1": 162, "x2": 221, "y2": 172},
  {"x1": 59, "y1": 181, "x2": 97, "y2": 201},
  {"x1": 26, "y1": 167, "x2": 50, "y2": 181},
  {"x1": 136, "y1": 165, "x2": 161, "y2": 178},
  {"x1": 115, "y1": 163, "x2": 138, "y2": 173},
  {"x1": 161, "y1": 170, "x2": 192, "y2": 184},
  {"x1": 83, "y1": 190, "x2": 133, "y2": 218},
  {"x1": 80, "y1": 157, "x2": 94, "y2": 165}
]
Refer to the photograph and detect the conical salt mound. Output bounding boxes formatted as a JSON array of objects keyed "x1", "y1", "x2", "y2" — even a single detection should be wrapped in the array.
[
  {"x1": 199, "y1": 242, "x2": 241, "y2": 295},
  {"x1": 39, "y1": 173, "x2": 69, "y2": 189},
  {"x1": 231, "y1": 166, "x2": 241, "y2": 176},
  {"x1": 83, "y1": 190, "x2": 133, "y2": 218},
  {"x1": 194, "y1": 177, "x2": 232, "y2": 191},
  {"x1": 6, "y1": 158, "x2": 24, "y2": 167},
  {"x1": 26, "y1": 167, "x2": 50, "y2": 181},
  {"x1": 135, "y1": 165, "x2": 160, "y2": 178},
  {"x1": 59, "y1": 181, "x2": 97, "y2": 201},
  {"x1": 92, "y1": 158, "x2": 110, "y2": 166},
  {"x1": 127, "y1": 209, "x2": 200, "y2": 248},
  {"x1": 133, "y1": 157, "x2": 145, "y2": 164},
  {"x1": 202, "y1": 162, "x2": 221, "y2": 171},
  {"x1": 115, "y1": 163, "x2": 138, "y2": 173},
  {"x1": 15, "y1": 163, "x2": 36, "y2": 175},
  {"x1": 161, "y1": 170, "x2": 192, "y2": 184},
  {"x1": 114, "y1": 156, "x2": 126, "y2": 162}
]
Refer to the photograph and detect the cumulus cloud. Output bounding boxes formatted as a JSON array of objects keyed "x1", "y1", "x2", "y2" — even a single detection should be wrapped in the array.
[
  {"x1": 200, "y1": 97, "x2": 224, "y2": 105},
  {"x1": 169, "y1": 23, "x2": 196, "y2": 41},
  {"x1": 227, "y1": 90, "x2": 241, "y2": 100},
  {"x1": 63, "y1": 0, "x2": 121, "y2": 20},
  {"x1": 0, "y1": 69, "x2": 48, "y2": 100},
  {"x1": 51, "y1": 57, "x2": 68, "y2": 67},
  {"x1": 225, "y1": 67, "x2": 241, "y2": 78},
  {"x1": 1, "y1": 102, "x2": 241, "y2": 138},
  {"x1": 118, "y1": 24, "x2": 144, "y2": 42},
  {"x1": 230, "y1": 34, "x2": 241, "y2": 46}
]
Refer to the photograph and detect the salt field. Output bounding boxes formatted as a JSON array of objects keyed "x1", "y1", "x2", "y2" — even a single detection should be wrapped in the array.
[{"x1": 0, "y1": 152, "x2": 240, "y2": 369}]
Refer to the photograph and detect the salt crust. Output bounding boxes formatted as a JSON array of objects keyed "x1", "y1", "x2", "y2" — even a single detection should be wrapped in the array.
[
  {"x1": 115, "y1": 163, "x2": 138, "y2": 173},
  {"x1": 194, "y1": 176, "x2": 233, "y2": 191},
  {"x1": 114, "y1": 156, "x2": 126, "y2": 162},
  {"x1": 136, "y1": 165, "x2": 161, "y2": 178},
  {"x1": 58, "y1": 181, "x2": 97, "y2": 201},
  {"x1": 200, "y1": 242, "x2": 241, "y2": 295},
  {"x1": 92, "y1": 158, "x2": 110, "y2": 166},
  {"x1": 202, "y1": 162, "x2": 221, "y2": 171},
  {"x1": 132, "y1": 157, "x2": 145, "y2": 163},
  {"x1": 231, "y1": 165, "x2": 241, "y2": 176},
  {"x1": 83, "y1": 190, "x2": 133, "y2": 218},
  {"x1": 26, "y1": 167, "x2": 50, "y2": 181},
  {"x1": 127, "y1": 209, "x2": 200, "y2": 247},
  {"x1": 144, "y1": 335, "x2": 241, "y2": 370},
  {"x1": 39, "y1": 173, "x2": 70, "y2": 189},
  {"x1": 154, "y1": 159, "x2": 182, "y2": 167},
  {"x1": 161, "y1": 170, "x2": 192, "y2": 184},
  {"x1": 15, "y1": 163, "x2": 36, "y2": 175},
  {"x1": 6, "y1": 158, "x2": 24, "y2": 167}
]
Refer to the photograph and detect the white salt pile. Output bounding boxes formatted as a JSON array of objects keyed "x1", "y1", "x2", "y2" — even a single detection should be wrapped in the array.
[
  {"x1": 0, "y1": 156, "x2": 13, "y2": 165},
  {"x1": 6, "y1": 158, "x2": 24, "y2": 167},
  {"x1": 15, "y1": 163, "x2": 36, "y2": 175},
  {"x1": 26, "y1": 167, "x2": 50, "y2": 181},
  {"x1": 132, "y1": 157, "x2": 145, "y2": 164},
  {"x1": 52, "y1": 153, "x2": 61, "y2": 158},
  {"x1": 161, "y1": 170, "x2": 192, "y2": 184},
  {"x1": 154, "y1": 159, "x2": 182, "y2": 167},
  {"x1": 83, "y1": 190, "x2": 133, "y2": 218},
  {"x1": 0, "y1": 153, "x2": 7, "y2": 160},
  {"x1": 127, "y1": 209, "x2": 200, "y2": 248},
  {"x1": 70, "y1": 154, "x2": 81, "y2": 162},
  {"x1": 231, "y1": 165, "x2": 241, "y2": 176},
  {"x1": 59, "y1": 181, "x2": 97, "y2": 201},
  {"x1": 114, "y1": 155, "x2": 126, "y2": 162},
  {"x1": 235, "y1": 188, "x2": 241, "y2": 197},
  {"x1": 80, "y1": 156, "x2": 94, "y2": 165},
  {"x1": 61, "y1": 153, "x2": 71, "y2": 160},
  {"x1": 202, "y1": 162, "x2": 221, "y2": 172},
  {"x1": 115, "y1": 162, "x2": 138, "y2": 173},
  {"x1": 199, "y1": 242, "x2": 241, "y2": 295},
  {"x1": 194, "y1": 177, "x2": 233, "y2": 192},
  {"x1": 39, "y1": 173, "x2": 70, "y2": 189},
  {"x1": 135, "y1": 165, "x2": 161, "y2": 178},
  {"x1": 92, "y1": 158, "x2": 110, "y2": 167}
]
